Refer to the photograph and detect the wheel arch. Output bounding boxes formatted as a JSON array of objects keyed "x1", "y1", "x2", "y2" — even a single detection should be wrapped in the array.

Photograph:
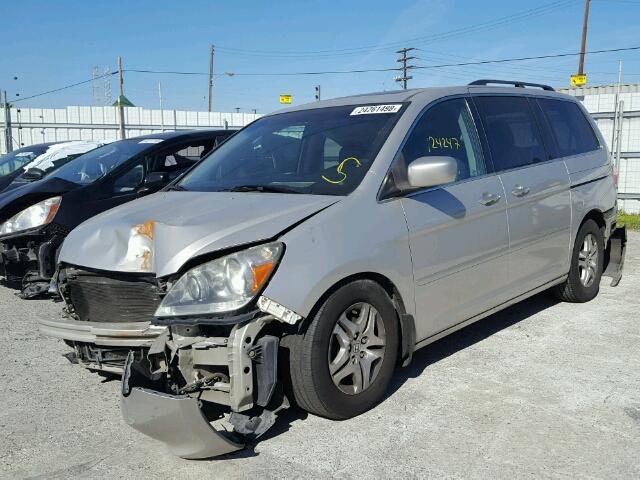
[
  {"x1": 581, "y1": 208, "x2": 605, "y2": 232},
  {"x1": 300, "y1": 271, "x2": 415, "y2": 366}
]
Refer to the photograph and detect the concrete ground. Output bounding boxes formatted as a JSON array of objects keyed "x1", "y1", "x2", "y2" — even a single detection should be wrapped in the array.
[{"x1": 0, "y1": 233, "x2": 638, "y2": 480}]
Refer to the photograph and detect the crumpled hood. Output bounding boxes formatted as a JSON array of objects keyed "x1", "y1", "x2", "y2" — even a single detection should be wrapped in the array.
[{"x1": 59, "y1": 191, "x2": 339, "y2": 277}]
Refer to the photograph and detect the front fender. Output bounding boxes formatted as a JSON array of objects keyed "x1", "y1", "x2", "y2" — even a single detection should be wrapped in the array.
[{"x1": 262, "y1": 196, "x2": 414, "y2": 319}]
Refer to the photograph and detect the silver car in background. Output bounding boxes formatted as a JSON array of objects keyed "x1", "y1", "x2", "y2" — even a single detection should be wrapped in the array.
[{"x1": 42, "y1": 80, "x2": 625, "y2": 458}]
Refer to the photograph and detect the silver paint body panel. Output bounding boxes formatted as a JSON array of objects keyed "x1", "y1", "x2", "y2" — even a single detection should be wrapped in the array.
[{"x1": 58, "y1": 85, "x2": 617, "y2": 349}]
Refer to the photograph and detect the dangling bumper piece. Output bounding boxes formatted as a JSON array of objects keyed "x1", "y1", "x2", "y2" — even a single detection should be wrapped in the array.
[
  {"x1": 119, "y1": 314, "x2": 291, "y2": 459},
  {"x1": 121, "y1": 354, "x2": 243, "y2": 459}
]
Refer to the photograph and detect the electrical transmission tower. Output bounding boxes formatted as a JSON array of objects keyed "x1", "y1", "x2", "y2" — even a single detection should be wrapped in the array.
[
  {"x1": 92, "y1": 66, "x2": 101, "y2": 104},
  {"x1": 103, "y1": 67, "x2": 112, "y2": 105},
  {"x1": 395, "y1": 48, "x2": 416, "y2": 90}
]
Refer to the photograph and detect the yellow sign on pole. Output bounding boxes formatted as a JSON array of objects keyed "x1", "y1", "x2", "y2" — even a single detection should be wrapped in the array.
[
  {"x1": 570, "y1": 74, "x2": 587, "y2": 87},
  {"x1": 279, "y1": 94, "x2": 293, "y2": 104}
]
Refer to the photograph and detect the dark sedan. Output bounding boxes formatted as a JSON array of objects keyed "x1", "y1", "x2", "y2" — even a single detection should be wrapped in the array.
[{"x1": 0, "y1": 129, "x2": 233, "y2": 297}]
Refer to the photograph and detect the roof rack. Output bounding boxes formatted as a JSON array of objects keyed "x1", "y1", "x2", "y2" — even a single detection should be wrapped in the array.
[{"x1": 468, "y1": 79, "x2": 555, "y2": 91}]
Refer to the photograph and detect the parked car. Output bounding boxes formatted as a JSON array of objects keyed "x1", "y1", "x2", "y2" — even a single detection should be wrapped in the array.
[
  {"x1": 0, "y1": 142, "x2": 61, "y2": 192},
  {"x1": 0, "y1": 130, "x2": 232, "y2": 299},
  {"x1": 41, "y1": 81, "x2": 625, "y2": 459},
  {"x1": 5, "y1": 141, "x2": 105, "y2": 193}
]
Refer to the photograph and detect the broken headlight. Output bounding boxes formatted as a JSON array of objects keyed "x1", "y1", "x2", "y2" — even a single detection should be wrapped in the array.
[
  {"x1": 0, "y1": 196, "x2": 61, "y2": 236},
  {"x1": 155, "y1": 242, "x2": 283, "y2": 317}
]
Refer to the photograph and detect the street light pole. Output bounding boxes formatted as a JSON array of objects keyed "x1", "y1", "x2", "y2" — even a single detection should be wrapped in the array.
[{"x1": 117, "y1": 56, "x2": 126, "y2": 140}]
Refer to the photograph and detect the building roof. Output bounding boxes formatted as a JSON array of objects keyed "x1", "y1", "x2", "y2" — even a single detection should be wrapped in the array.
[{"x1": 112, "y1": 94, "x2": 135, "y2": 107}]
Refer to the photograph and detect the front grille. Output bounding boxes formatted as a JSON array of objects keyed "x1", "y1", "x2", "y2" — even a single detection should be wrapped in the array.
[{"x1": 63, "y1": 267, "x2": 162, "y2": 323}]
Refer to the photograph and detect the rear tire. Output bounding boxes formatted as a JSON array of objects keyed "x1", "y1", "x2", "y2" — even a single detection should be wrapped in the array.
[
  {"x1": 553, "y1": 219, "x2": 604, "y2": 303},
  {"x1": 287, "y1": 280, "x2": 399, "y2": 420}
]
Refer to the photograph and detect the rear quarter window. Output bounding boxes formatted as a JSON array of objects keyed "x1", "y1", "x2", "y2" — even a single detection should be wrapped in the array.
[{"x1": 537, "y1": 98, "x2": 599, "y2": 157}]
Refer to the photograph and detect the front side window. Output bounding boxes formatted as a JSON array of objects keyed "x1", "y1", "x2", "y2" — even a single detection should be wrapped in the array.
[
  {"x1": 400, "y1": 98, "x2": 486, "y2": 184},
  {"x1": 537, "y1": 98, "x2": 599, "y2": 157},
  {"x1": 113, "y1": 162, "x2": 145, "y2": 193},
  {"x1": 178, "y1": 104, "x2": 406, "y2": 196},
  {"x1": 475, "y1": 96, "x2": 548, "y2": 171}
]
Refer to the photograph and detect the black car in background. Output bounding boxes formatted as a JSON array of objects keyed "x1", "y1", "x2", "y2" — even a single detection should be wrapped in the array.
[
  {"x1": 0, "y1": 129, "x2": 233, "y2": 297},
  {"x1": 0, "y1": 143, "x2": 59, "y2": 192}
]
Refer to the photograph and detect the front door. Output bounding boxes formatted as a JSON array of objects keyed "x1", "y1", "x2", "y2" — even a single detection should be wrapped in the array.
[{"x1": 398, "y1": 97, "x2": 510, "y2": 341}]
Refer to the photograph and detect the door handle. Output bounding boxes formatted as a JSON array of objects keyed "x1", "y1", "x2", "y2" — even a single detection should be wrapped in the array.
[
  {"x1": 478, "y1": 192, "x2": 501, "y2": 206},
  {"x1": 511, "y1": 184, "x2": 530, "y2": 197}
]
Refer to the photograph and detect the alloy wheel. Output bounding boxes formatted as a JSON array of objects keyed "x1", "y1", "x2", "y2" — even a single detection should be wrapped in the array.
[
  {"x1": 578, "y1": 233, "x2": 599, "y2": 287},
  {"x1": 327, "y1": 302, "x2": 386, "y2": 395}
]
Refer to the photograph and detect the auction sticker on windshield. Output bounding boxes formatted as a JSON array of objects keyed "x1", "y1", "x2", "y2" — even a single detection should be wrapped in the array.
[
  {"x1": 138, "y1": 139, "x2": 164, "y2": 144},
  {"x1": 350, "y1": 104, "x2": 402, "y2": 115}
]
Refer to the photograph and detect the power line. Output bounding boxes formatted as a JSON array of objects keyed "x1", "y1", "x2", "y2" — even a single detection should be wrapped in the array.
[
  {"x1": 125, "y1": 67, "x2": 403, "y2": 77},
  {"x1": 126, "y1": 45, "x2": 640, "y2": 78},
  {"x1": 13, "y1": 72, "x2": 116, "y2": 103},
  {"x1": 213, "y1": 0, "x2": 578, "y2": 58},
  {"x1": 10, "y1": 45, "x2": 640, "y2": 104},
  {"x1": 411, "y1": 45, "x2": 640, "y2": 72}
]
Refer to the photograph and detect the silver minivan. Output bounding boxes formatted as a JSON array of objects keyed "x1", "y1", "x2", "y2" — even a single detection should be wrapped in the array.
[{"x1": 42, "y1": 81, "x2": 626, "y2": 458}]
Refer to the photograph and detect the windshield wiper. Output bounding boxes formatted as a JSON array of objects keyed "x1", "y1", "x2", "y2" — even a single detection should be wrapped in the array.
[{"x1": 222, "y1": 184, "x2": 302, "y2": 194}]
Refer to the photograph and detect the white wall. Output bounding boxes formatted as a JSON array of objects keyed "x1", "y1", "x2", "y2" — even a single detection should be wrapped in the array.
[{"x1": 1, "y1": 105, "x2": 259, "y2": 154}]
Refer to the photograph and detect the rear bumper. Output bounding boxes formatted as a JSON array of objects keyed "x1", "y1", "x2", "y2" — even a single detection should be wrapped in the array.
[{"x1": 603, "y1": 225, "x2": 627, "y2": 287}]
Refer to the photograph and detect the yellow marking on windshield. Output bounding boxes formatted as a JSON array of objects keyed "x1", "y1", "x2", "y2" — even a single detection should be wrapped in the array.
[{"x1": 321, "y1": 157, "x2": 362, "y2": 185}]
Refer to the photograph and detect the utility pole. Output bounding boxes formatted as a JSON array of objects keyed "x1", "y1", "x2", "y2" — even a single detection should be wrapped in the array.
[
  {"x1": 158, "y1": 81, "x2": 164, "y2": 131},
  {"x1": 117, "y1": 56, "x2": 126, "y2": 140},
  {"x1": 395, "y1": 48, "x2": 416, "y2": 90},
  {"x1": 611, "y1": 60, "x2": 622, "y2": 155},
  {"x1": 2, "y1": 90, "x2": 12, "y2": 153},
  {"x1": 315, "y1": 85, "x2": 321, "y2": 101},
  {"x1": 577, "y1": 0, "x2": 591, "y2": 76},
  {"x1": 208, "y1": 44, "x2": 215, "y2": 113}
]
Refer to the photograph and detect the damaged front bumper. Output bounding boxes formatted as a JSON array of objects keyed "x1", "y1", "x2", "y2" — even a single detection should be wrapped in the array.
[
  {"x1": 38, "y1": 316, "x2": 166, "y2": 374},
  {"x1": 0, "y1": 225, "x2": 67, "y2": 298},
  {"x1": 122, "y1": 366, "x2": 243, "y2": 459},
  {"x1": 120, "y1": 313, "x2": 291, "y2": 459}
]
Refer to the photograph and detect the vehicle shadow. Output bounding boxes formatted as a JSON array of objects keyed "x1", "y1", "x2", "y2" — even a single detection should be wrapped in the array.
[{"x1": 388, "y1": 291, "x2": 560, "y2": 394}]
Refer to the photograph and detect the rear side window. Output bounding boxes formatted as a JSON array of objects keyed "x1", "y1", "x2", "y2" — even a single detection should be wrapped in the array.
[
  {"x1": 475, "y1": 96, "x2": 548, "y2": 171},
  {"x1": 537, "y1": 98, "x2": 599, "y2": 157}
]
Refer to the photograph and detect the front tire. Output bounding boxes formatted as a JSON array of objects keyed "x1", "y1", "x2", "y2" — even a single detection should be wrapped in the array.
[
  {"x1": 287, "y1": 280, "x2": 399, "y2": 420},
  {"x1": 554, "y1": 219, "x2": 604, "y2": 303}
]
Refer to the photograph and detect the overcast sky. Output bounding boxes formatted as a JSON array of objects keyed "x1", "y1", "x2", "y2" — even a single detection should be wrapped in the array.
[{"x1": 1, "y1": 0, "x2": 639, "y2": 113}]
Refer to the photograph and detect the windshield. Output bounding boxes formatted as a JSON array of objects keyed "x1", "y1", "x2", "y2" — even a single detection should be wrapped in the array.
[
  {"x1": 51, "y1": 139, "x2": 156, "y2": 185},
  {"x1": 0, "y1": 145, "x2": 50, "y2": 176},
  {"x1": 178, "y1": 103, "x2": 406, "y2": 195}
]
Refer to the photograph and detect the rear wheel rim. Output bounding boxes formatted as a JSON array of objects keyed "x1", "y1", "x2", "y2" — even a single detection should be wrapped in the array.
[
  {"x1": 578, "y1": 233, "x2": 598, "y2": 287},
  {"x1": 327, "y1": 302, "x2": 386, "y2": 395}
]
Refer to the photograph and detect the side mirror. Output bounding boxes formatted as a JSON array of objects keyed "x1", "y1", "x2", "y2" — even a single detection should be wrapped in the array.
[
  {"x1": 143, "y1": 171, "x2": 168, "y2": 189},
  {"x1": 21, "y1": 167, "x2": 46, "y2": 181},
  {"x1": 407, "y1": 156, "x2": 458, "y2": 189}
]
